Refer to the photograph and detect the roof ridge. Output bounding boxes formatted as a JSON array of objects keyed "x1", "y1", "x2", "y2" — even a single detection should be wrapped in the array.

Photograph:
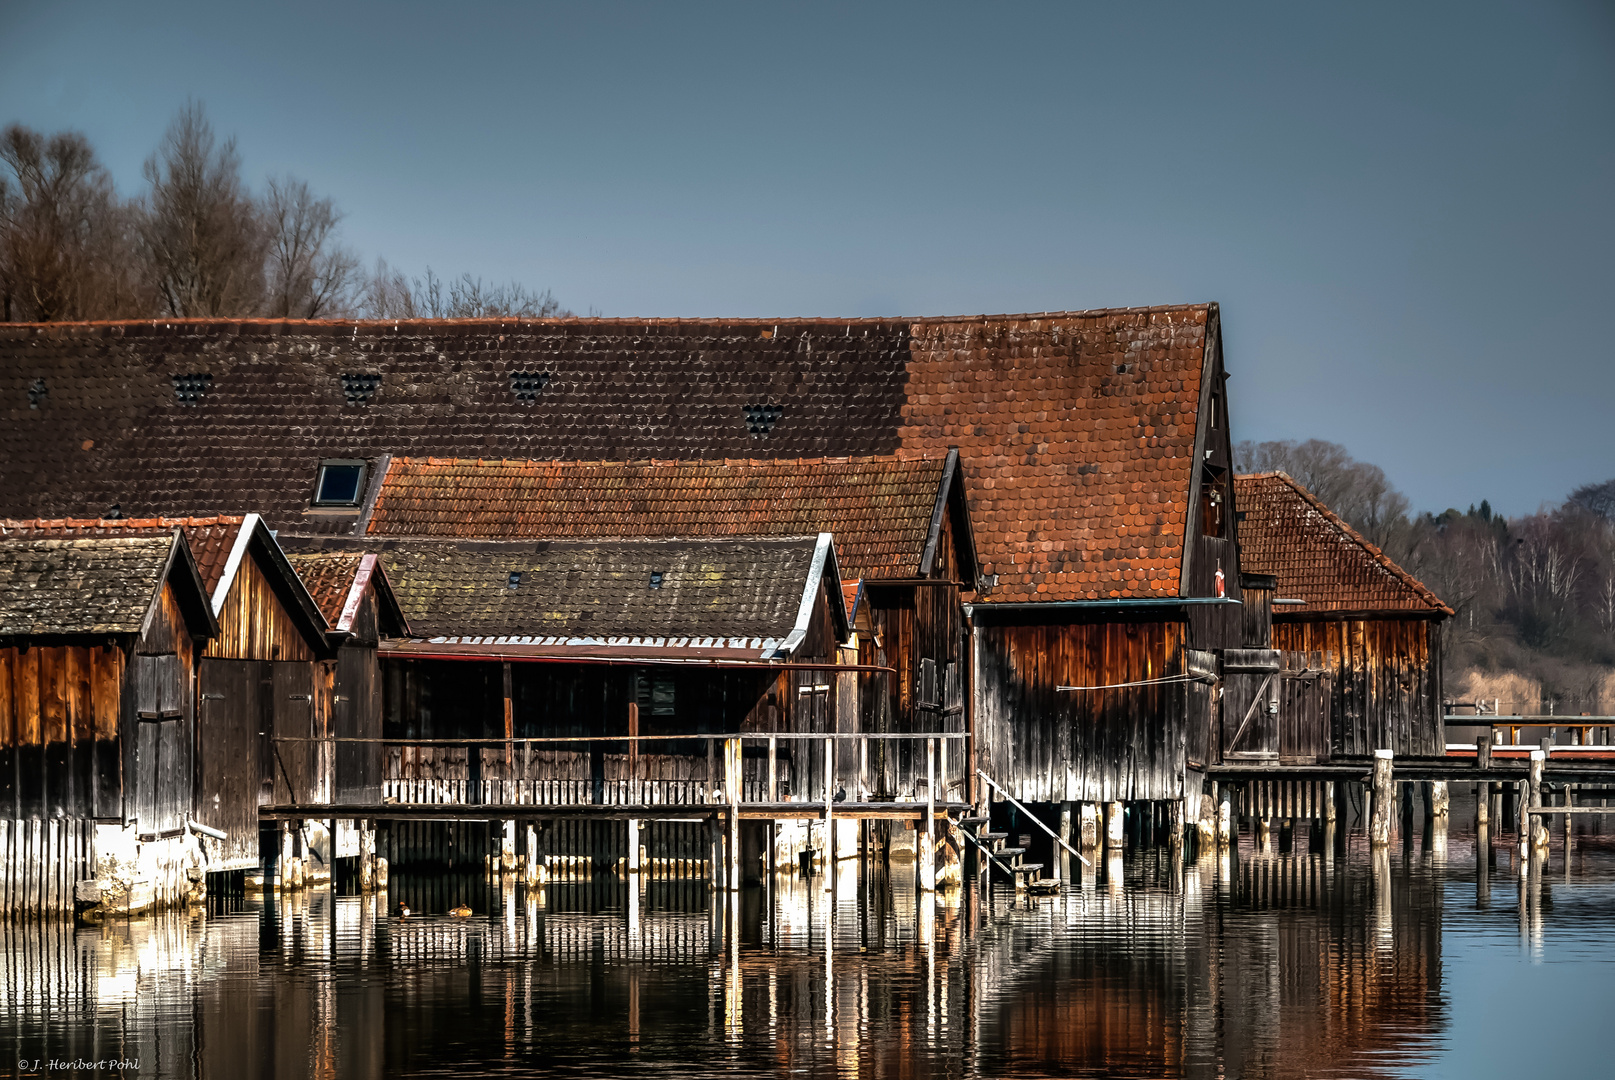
[{"x1": 0, "y1": 303, "x2": 1212, "y2": 334}]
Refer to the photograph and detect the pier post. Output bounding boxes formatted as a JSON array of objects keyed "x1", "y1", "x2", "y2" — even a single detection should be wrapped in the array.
[
  {"x1": 823, "y1": 737, "x2": 834, "y2": 892},
  {"x1": 1079, "y1": 802, "x2": 1100, "y2": 850},
  {"x1": 1370, "y1": 750, "x2": 1394, "y2": 847},
  {"x1": 1105, "y1": 801, "x2": 1124, "y2": 849},
  {"x1": 1431, "y1": 781, "x2": 1449, "y2": 819},
  {"x1": 1170, "y1": 799, "x2": 1185, "y2": 853},
  {"x1": 1528, "y1": 749, "x2": 1549, "y2": 850},
  {"x1": 1217, "y1": 785, "x2": 1234, "y2": 847},
  {"x1": 1058, "y1": 802, "x2": 1073, "y2": 883},
  {"x1": 627, "y1": 817, "x2": 640, "y2": 874},
  {"x1": 726, "y1": 738, "x2": 741, "y2": 892},
  {"x1": 921, "y1": 738, "x2": 937, "y2": 893}
]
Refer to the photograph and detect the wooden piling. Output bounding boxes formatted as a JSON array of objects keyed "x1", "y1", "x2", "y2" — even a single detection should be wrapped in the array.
[
  {"x1": 1217, "y1": 785, "x2": 1234, "y2": 847},
  {"x1": 1106, "y1": 801, "x2": 1124, "y2": 849},
  {"x1": 1431, "y1": 781, "x2": 1449, "y2": 819},
  {"x1": 1058, "y1": 802, "x2": 1073, "y2": 882},
  {"x1": 1370, "y1": 750, "x2": 1394, "y2": 847},
  {"x1": 921, "y1": 738, "x2": 936, "y2": 893},
  {"x1": 1079, "y1": 802, "x2": 1099, "y2": 849},
  {"x1": 1528, "y1": 749, "x2": 1549, "y2": 850}
]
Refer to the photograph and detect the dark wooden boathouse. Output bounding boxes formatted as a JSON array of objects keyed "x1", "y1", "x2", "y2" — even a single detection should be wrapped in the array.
[
  {"x1": 0, "y1": 532, "x2": 217, "y2": 912},
  {"x1": 1233, "y1": 472, "x2": 1452, "y2": 759},
  {"x1": 2, "y1": 515, "x2": 335, "y2": 871}
]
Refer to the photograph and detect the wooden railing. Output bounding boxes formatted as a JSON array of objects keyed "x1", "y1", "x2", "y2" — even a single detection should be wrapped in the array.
[{"x1": 270, "y1": 732, "x2": 970, "y2": 810}]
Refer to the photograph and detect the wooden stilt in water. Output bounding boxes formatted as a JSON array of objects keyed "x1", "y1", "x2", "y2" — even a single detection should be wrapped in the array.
[
  {"x1": 1370, "y1": 750, "x2": 1394, "y2": 847},
  {"x1": 1058, "y1": 802, "x2": 1073, "y2": 883},
  {"x1": 1079, "y1": 802, "x2": 1099, "y2": 850},
  {"x1": 1170, "y1": 798, "x2": 1185, "y2": 852},
  {"x1": 1105, "y1": 801, "x2": 1124, "y2": 849},
  {"x1": 1528, "y1": 749, "x2": 1549, "y2": 850},
  {"x1": 1430, "y1": 781, "x2": 1449, "y2": 819},
  {"x1": 1217, "y1": 785, "x2": 1234, "y2": 848}
]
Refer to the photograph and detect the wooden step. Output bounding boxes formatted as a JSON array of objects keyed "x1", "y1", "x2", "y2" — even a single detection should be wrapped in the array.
[
  {"x1": 957, "y1": 816, "x2": 990, "y2": 826},
  {"x1": 979, "y1": 831, "x2": 1008, "y2": 841},
  {"x1": 996, "y1": 847, "x2": 1026, "y2": 858},
  {"x1": 1013, "y1": 863, "x2": 1044, "y2": 874}
]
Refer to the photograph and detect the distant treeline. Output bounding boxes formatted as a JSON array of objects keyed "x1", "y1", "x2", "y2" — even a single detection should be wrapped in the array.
[
  {"x1": 0, "y1": 100, "x2": 567, "y2": 322},
  {"x1": 1238, "y1": 440, "x2": 1615, "y2": 713}
]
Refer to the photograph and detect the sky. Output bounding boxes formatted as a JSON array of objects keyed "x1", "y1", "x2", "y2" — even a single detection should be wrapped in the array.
[{"x1": 3, "y1": 1, "x2": 1612, "y2": 517}]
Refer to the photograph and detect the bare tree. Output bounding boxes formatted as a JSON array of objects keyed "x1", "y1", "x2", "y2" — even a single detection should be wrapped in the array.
[
  {"x1": 136, "y1": 101, "x2": 266, "y2": 317},
  {"x1": 0, "y1": 124, "x2": 144, "y2": 321},
  {"x1": 1569, "y1": 477, "x2": 1615, "y2": 522},
  {"x1": 262, "y1": 176, "x2": 359, "y2": 318},
  {"x1": 1235, "y1": 437, "x2": 1412, "y2": 555},
  {"x1": 359, "y1": 263, "x2": 568, "y2": 319}
]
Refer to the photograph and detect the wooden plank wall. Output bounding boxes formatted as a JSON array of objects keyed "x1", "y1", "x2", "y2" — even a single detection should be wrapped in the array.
[
  {"x1": 0, "y1": 818, "x2": 95, "y2": 916},
  {"x1": 0, "y1": 644, "x2": 123, "y2": 821},
  {"x1": 977, "y1": 619, "x2": 1187, "y2": 803},
  {"x1": 1273, "y1": 617, "x2": 1443, "y2": 757},
  {"x1": 203, "y1": 555, "x2": 316, "y2": 662}
]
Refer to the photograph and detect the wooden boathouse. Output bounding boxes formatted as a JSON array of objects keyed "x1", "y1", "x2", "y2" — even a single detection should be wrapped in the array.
[
  {"x1": 0, "y1": 532, "x2": 217, "y2": 914},
  {"x1": 1233, "y1": 471, "x2": 1452, "y2": 759}
]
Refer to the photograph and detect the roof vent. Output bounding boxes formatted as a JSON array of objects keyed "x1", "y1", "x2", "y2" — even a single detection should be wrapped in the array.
[
  {"x1": 649, "y1": 571, "x2": 664, "y2": 590},
  {"x1": 1077, "y1": 463, "x2": 1098, "y2": 475},
  {"x1": 510, "y1": 371, "x2": 551, "y2": 401},
  {"x1": 27, "y1": 378, "x2": 46, "y2": 408},
  {"x1": 340, "y1": 373, "x2": 382, "y2": 406},
  {"x1": 172, "y1": 372, "x2": 212, "y2": 405},
  {"x1": 743, "y1": 403, "x2": 782, "y2": 436},
  {"x1": 508, "y1": 571, "x2": 522, "y2": 589},
  {"x1": 1115, "y1": 363, "x2": 1134, "y2": 374}
]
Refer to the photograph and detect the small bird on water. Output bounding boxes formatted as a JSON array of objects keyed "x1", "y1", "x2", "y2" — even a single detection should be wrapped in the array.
[
  {"x1": 449, "y1": 903, "x2": 473, "y2": 917},
  {"x1": 394, "y1": 902, "x2": 411, "y2": 918}
]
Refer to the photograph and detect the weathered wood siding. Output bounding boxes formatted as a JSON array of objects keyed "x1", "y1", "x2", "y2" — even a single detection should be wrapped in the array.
[
  {"x1": 1272, "y1": 617, "x2": 1443, "y2": 757},
  {"x1": 0, "y1": 643, "x2": 123, "y2": 820},
  {"x1": 204, "y1": 555, "x2": 317, "y2": 662},
  {"x1": 333, "y1": 588, "x2": 383, "y2": 804},
  {"x1": 977, "y1": 618, "x2": 1187, "y2": 803}
]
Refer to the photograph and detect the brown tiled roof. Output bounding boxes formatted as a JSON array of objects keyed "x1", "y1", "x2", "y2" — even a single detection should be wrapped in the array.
[
  {"x1": 283, "y1": 551, "x2": 367, "y2": 625},
  {"x1": 365, "y1": 454, "x2": 947, "y2": 581},
  {"x1": 0, "y1": 536, "x2": 175, "y2": 634},
  {"x1": 370, "y1": 537, "x2": 831, "y2": 642},
  {"x1": 1234, "y1": 473, "x2": 1450, "y2": 615},
  {"x1": 0, "y1": 304, "x2": 1215, "y2": 601},
  {"x1": 0, "y1": 515, "x2": 245, "y2": 595}
]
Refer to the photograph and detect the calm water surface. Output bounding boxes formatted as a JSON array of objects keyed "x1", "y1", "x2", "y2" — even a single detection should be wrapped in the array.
[{"x1": 4, "y1": 797, "x2": 1614, "y2": 1078}]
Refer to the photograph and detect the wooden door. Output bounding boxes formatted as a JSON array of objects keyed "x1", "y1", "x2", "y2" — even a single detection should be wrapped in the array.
[
  {"x1": 1185, "y1": 649, "x2": 1217, "y2": 770},
  {"x1": 1279, "y1": 651, "x2": 1331, "y2": 764},
  {"x1": 1221, "y1": 649, "x2": 1280, "y2": 760},
  {"x1": 271, "y1": 663, "x2": 316, "y2": 806},
  {"x1": 198, "y1": 659, "x2": 264, "y2": 866},
  {"x1": 133, "y1": 653, "x2": 186, "y2": 835}
]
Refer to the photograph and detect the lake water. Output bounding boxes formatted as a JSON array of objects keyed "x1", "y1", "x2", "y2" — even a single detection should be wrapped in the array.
[{"x1": 4, "y1": 793, "x2": 1613, "y2": 1078}]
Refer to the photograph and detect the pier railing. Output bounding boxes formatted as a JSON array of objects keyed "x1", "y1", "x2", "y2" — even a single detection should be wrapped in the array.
[{"x1": 269, "y1": 732, "x2": 970, "y2": 812}]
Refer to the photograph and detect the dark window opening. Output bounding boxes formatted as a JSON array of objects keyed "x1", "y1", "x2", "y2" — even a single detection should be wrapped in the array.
[
  {"x1": 27, "y1": 378, "x2": 46, "y2": 408},
  {"x1": 743, "y1": 403, "x2": 783, "y2": 436},
  {"x1": 510, "y1": 371, "x2": 551, "y2": 400},
  {"x1": 1201, "y1": 468, "x2": 1226, "y2": 537},
  {"x1": 635, "y1": 672, "x2": 676, "y2": 719},
  {"x1": 313, "y1": 460, "x2": 367, "y2": 506},
  {"x1": 1210, "y1": 393, "x2": 1219, "y2": 429},
  {"x1": 340, "y1": 372, "x2": 381, "y2": 405},
  {"x1": 649, "y1": 571, "x2": 664, "y2": 590},
  {"x1": 172, "y1": 372, "x2": 212, "y2": 405}
]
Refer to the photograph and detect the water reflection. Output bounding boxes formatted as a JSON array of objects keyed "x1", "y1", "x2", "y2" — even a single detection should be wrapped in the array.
[{"x1": 4, "y1": 800, "x2": 1615, "y2": 1078}]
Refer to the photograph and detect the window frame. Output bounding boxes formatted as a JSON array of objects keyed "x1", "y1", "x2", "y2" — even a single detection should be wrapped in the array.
[{"x1": 312, "y1": 459, "x2": 369, "y2": 508}]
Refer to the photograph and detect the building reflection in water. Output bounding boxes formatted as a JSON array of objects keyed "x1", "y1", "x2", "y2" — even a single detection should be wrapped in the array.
[{"x1": 0, "y1": 824, "x2": 1487, "y2": 1079}]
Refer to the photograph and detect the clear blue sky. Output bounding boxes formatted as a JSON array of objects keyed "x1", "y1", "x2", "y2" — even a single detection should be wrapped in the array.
[{"x1": 3, "y1": 1, "x2": 1611, "y2": 517}]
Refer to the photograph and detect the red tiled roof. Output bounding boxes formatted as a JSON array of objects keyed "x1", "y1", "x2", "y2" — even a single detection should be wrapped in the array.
[
  {"x1": 899, "y1": 307, "x2": 1212, "y2": 600},
  {"x1": 366, "y1": 454, "x2": 949, "y2": 582},
  {"x1": 0, "y1": 514, "x2": 245, "y2": 595},
  {"x1": 1234, "y1": 473, "x2": 1450, "y2": 615},
  {"x1": 283, "y1": 551, "x2": 367, "y2": 626},
  {"x1": 0, "y1": 303, "x2": 1217, "y2": 601}
]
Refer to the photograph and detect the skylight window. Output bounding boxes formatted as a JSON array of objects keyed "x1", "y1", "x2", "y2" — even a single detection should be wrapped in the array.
[
  {"x1": 510, "y1": 371, "x2": 551, "y2": 401},
  {"x1": 743, "y1": 403, "x2": 782, "y2": 436},
  {"x1": 27, "y1": 378, "x2": 46, "y2": 409},
  {"x1": 508, "y1": 571, "x2": 523, "y2": 589},
  {"x1": 340, "y1": 373, "x2": 382, "y2": 406},
  {"x1": 313, "y1": 460, "x2": 367, "y2": 507},
  {"x1": 172, "y1": 372, "x2": 212, "y2": 405},
  {"x1": 649, "y1": 571, "x2": 664, "y2": 590}
]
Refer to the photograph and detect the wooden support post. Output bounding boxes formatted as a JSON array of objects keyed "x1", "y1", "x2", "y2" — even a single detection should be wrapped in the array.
[
  {"x1": 1058, "y1": 802, "x2": 1073, "y2": 883},
  {"x1": 503, "y1": 661, "x2": 514, "y2": 776},
  {"x1": 823, "y1": 736, "x2": 834, "y2": 891},
  {"x1": 921, "y1": 738, "x2": 937, "y2": 893},
  {"x1": 1528, "y1": 749, "x2": 1549, "y2": 850},
  {"x1": 1217, "y1": 785, "x2": 1234, "y2": 847},
  {"x1": 1169, "y1": 799, "x2": 1185, "y2": 851},
  {"x1": 627, "y1": 817, "x2": 640, "y2": 874},
  {"x1": 1106, "y1": 801, "x2": 1124, "y2": 849},
  {"x1": 768, "y1": 734, "x2": 778, "y2": 803},
  {"x1": 726, "y1": 737, "x2": 741, "y2": 892},
  {"x1": 1370, "y1": 750, "x2": 1394, "y2": 847},
  {"x1": 1079, "y1": 802, "x2": 1099, "y2": 849},
  {"x1": 1324, "y1": 781, "x2": 1338, "y2": 825},
  {"x1": 627, "y1": 700, "x2": 639, "y2": 804},
  {"x1": 1430, "y1": 781, "x2": 1449, "y2": 819}
]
